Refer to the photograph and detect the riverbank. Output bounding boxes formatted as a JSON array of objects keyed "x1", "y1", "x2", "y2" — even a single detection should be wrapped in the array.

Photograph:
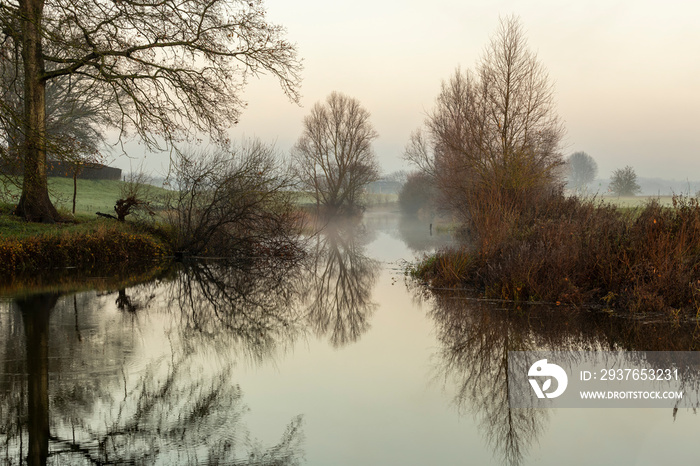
[
  {"x1": 0, "y1": 207, "x2": 171, "y2": 277},
  {"x1": 411, "y1": 195, "x2": 700, "y2": 319}
]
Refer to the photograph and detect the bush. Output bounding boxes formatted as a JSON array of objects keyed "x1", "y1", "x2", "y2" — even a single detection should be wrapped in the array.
[{"x1": 165, "y1": 140, "x2": 304, "y2": 258}]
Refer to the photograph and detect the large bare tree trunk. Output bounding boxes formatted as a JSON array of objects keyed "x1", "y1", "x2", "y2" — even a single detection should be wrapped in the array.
[{"x1": 14, "y1": 0, "x2": 60, "y2": 223}]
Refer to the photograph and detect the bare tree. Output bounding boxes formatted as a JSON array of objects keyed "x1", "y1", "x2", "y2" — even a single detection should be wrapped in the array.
[
  {"x1": 609, "y1": 165, "x2": 641, "y2": 196},
  {"x1": 566, "y1": 151, "x2": 598, "y2": 192},
  {"x1": 291, "y1": 92, "x2": 380, "y2": 214},
  {"x1": 402, "y1": 128, "x2": 437, "y2": 179},
  {"x1": 425, "y1": 69, "x2": 482, "y2": 217},
  {"x1": 166, "y1": 139, "x2": 303, "y2": 257},
  {"x1": 477, "y1": 17, "x2": 564, "y2": 180},
  {"x1": 0, "y1": 0, "x2": 301, "y2": 222},
  {"x1": 404, "y1": 16, "x2": 565, "y2": 242}
]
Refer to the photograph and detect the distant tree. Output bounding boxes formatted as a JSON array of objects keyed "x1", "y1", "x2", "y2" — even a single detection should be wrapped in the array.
[
  {"x1": 385, "y1": 170, "x2": 408, "y2": 185},
  {"x1": 609, "y1": 166, "x2": 641, "y2": 196},
  {"x1": 291, "y1": 92, "x2": 380, "y2": 214},
  {"x1": 399, "y1": 171, "x2": 436, "y2": 215},
  {"x1": 566, "y1": 151, "x2": 598, "y2": 192}
]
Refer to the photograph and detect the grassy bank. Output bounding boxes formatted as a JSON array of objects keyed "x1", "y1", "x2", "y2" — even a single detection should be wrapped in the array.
[
  {"x1": 2, "y1": 177, "x2": 171, "y2": 215},
  {"x1": 0, "y1": 205, "x2": 171, "y2": 277},
  {"x1": 411, "y1": 195, "x2": 700, "y2": 318}
]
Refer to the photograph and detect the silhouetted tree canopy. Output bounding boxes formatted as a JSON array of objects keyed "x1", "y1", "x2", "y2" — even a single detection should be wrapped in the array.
[{"x1": 0, "y1": 0, "x2": 301, "y2": 222}]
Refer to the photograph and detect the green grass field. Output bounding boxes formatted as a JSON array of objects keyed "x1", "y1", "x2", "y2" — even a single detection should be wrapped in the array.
[
  {"x1": 601, "y1": 195, "x2": 675, "y2": 208},
  {"x1": 2, "y1": 177, "x2": 172, "y2": 216}
]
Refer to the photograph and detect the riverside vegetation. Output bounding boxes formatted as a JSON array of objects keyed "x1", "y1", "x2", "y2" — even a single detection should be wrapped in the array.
[
  {"x1": 0, "y1": 200, "x2": 171, "y2": 276},
  {"x1": 412, "y1": 194, "x2": 700, "y2": 318},
  {"x1": 403, "y1": 17, "x2": 700, "y2": 320},
  {"x1": 0, "y1": 141, "x2": 308, "y2": 279}
]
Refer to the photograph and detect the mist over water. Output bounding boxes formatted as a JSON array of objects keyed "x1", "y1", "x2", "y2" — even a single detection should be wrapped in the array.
[{"x1": 1, "y1": 206, "x2": 699, "y2": 465}]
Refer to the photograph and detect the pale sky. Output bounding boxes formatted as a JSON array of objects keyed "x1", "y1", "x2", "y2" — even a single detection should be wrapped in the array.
[{"x1": 114, "y1": 0, "x2": 700, "y2": 181}]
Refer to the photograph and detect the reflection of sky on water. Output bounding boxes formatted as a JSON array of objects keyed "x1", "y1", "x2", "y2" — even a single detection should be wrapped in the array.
[
  {"x1": 362, "y1": 207, "x2": 455, "y2": 263},
  {"x1": 235, "y1": 211, "x2": 488, "y2": 464},
  {"x1": 236, "y1": 264, "x2": 491, "y2": 465},
  {"x1": 541, "y1": 408, "x2": 699, "y2": 466}
]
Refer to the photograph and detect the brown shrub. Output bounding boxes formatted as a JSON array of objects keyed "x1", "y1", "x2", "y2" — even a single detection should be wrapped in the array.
[{"x1": 416, "y1": 194, "x2": 700, "y2": 318}]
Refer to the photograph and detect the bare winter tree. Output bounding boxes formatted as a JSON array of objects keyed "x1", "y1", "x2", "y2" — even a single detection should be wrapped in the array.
[
  {"x1": 404, "y1": 16, "x2": 565, "y2": 242},
  {"x1": 424, "y1": 69, "x2": 482, "y2": 216},
  {"x1": 291, "y1": 92, "x2": 380, "y2": 214},
  {"x1": 166, "y1": 139, "x2": 303, "y2": 257},
  {"x1": 403, "y1": 128, "x2": 437, "y2": 179},
  {"x1": 476, "y1": 17, "x2": 564, "y2": 182},
  {"x1": 0, "y1": 0, "x2": 301, "y2": 222},
  {"x1": 566, "y1": 151, "x2": 598, "y2": 193}
]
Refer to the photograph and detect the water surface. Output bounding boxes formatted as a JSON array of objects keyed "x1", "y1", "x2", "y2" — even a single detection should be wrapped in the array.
[{"x1": 2, "y1": 206, "x2": 699, "y2": 465}]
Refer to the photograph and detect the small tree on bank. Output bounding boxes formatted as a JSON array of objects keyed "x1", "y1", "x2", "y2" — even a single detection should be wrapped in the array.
[
  {"x1": 609, "y1": 166, "x2": 641, "y2": 196},
  {"x1": 167, "y1": 140, "x2": 302, "y2": 256},
  {"x1": 291, "y1": 92, "x2": 380, "y2": 214}
]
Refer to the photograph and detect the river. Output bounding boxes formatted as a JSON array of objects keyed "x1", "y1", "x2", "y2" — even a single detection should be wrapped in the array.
[{"x1": 1, "y1": 206, "x2": 699, "y2": 465}]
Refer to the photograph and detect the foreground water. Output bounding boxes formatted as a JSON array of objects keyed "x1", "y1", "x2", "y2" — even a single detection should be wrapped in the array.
[{"x1": 1, "y1": 206, "x2": 700, "y2": 465}]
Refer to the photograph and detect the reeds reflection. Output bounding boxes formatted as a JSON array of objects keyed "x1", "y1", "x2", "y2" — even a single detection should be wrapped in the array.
[{"x1": 423, "y1": 288, "x2": 700, "y2": 466}]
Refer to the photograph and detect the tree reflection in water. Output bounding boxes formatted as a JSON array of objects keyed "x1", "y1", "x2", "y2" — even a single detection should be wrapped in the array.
[
  {"x1": 0, "y1": 216, "x2": 383, "y2": 464},
  {"x1": 168, "y1": 216, "x2": 381, "y2": 350},
  {"x1": 424, "y1": 288, "x2": 700, "y2": 466},
  {"x1": 305, "y1": 219, "x2": 380, "y2": 347},
  {"x1": 0, "y1": 284, "x2": 305, "y2": 465},
  {"x1": 168, "y1": 256, "x2": 311, "y2": 364}
]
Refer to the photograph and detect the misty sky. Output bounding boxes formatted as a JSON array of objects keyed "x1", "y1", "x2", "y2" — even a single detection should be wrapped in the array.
[{"x1": 114, "y1": 0, "x2": 700, "y2": 182}]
